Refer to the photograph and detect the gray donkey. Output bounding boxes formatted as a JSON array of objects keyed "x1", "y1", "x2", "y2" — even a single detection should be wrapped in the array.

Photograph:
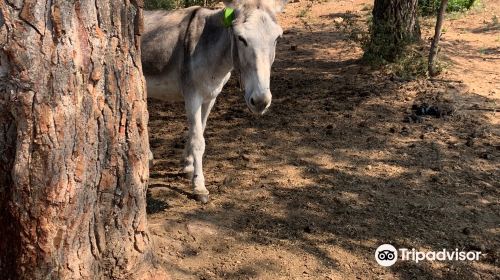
[{"x1": 142, "y1": 0, "x2": 286, "y2": 202}]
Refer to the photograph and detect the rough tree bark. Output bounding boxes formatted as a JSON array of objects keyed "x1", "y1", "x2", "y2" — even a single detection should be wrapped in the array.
[
  {"x1": 428, "y1": 0, "x2": 449, "y2": 76},
  {"x1": 0, "y1": 1, "x2": 164, "y2": 279},
  {"x1": 365, "y1": 0, "x2": 421, "y2": 62}
]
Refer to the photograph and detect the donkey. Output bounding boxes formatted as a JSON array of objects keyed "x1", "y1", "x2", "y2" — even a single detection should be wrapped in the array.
[{"x1": 142, "y1": 0, "x2": 286, "y2": 203}]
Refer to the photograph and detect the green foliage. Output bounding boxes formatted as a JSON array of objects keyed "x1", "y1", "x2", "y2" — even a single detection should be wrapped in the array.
[
  {"x1": 362, "y1": 20, "x2": 421, "y2": 64},
  {"x1": 419, "y1": 0, "x2": 477, "y2": 16},
  {"x1": 144, "y1": 0, "x2": 177, "y2": 10},
  {"x1": 361, "y1": 19, "x2": 429, "y2": 79},
  {"x1": 389, "y1": 46, "x2": 430, "y2": 79},
  {"x1": 144, "y1": 0, "x2": 217, "y2": 10},
  {"x1": 363, "y1": 44, "x2": 431, "y2": 80}
]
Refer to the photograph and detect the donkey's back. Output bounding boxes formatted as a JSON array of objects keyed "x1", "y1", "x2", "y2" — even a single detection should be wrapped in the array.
[
  {"x1": 142, "y1": 7, "x2": 199, "y2": 75},
  {"x1": 142, "y1": 7, "x2": 202, "y2": 101}
]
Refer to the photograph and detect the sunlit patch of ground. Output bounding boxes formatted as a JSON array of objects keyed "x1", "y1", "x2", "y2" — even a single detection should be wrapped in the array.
[{"x1": 147, "y1": 0, "x2": 499, "y2": 279}]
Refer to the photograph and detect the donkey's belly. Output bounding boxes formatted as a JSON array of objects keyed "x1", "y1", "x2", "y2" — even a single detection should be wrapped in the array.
[{"x1": 145, "y1": 74, "x2": 184, "y2": 102}]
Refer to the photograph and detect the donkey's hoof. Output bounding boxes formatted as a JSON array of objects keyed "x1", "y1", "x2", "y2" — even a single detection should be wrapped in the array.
[{"x1": 195, "y1": 194, "x2": 209, "y2": 204}]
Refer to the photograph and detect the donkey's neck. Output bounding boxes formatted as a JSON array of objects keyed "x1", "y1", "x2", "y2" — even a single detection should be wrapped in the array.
[{"x1": 196, "y1": 9, "x2": 235, "y2": 76}]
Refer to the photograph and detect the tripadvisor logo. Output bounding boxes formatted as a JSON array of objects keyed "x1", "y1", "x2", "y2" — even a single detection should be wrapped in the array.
[
  {"x1": 375, "y1": 244, "x2": 398, "y2": 267},
  {"x1": 375, "y1": 244, "x2": 482, "y2": 267}
]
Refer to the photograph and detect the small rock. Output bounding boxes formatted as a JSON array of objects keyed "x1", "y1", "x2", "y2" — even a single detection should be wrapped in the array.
[
  {"x1": 389, "y1": 127, "x2": 396, "y2": 133},
  {"x1": 425, "y1": 124, "x2": 436, "y2": 132},
  {"x1": 403, "y1": 114, "x2": 423, "y2": 123},
  {"x1": 223, "y1": 175, "x2": 235, "y2": 187},
  {"x1": 401, "y1": 126, "x2": 410, "y2": 136},
  {"x1": 412, "y1": 102, "x2": 453, "y2": 118},
  {"x1": 333, "y1": 17, "x2": 344, "y2": 24},
  {"x1": 480, "y1": 153, "x2": 493, "y2": 160},
  {"x1": 447, "y1": 142, "x2": 458, "y2": 149},
  {"x1": 366, "y1": 136, "x2": 377, "y2": 143},
  {"x1": 466, "y1": 243, "x2": 486, "y2": 252},
  {"x1": 290, "y1": 45, "x2": 297, "y2": 51},
  {"x1": 462, "y1": 227, "x2": 472, "y2": 235},
  {"x1": 465, "y1": 138, "x2": 474, "y2": 147},
  {"x1": 366, "y1": 165, "x2": 372, "y2": 170},
  {"x1": 304, "y1": 225, "x2": 314, "y2": 233}
]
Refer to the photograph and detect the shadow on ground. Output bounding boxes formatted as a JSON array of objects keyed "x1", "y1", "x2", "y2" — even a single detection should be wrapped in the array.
[{"x1": 146, "y1": 8, "x2": 500, "y2": 280}]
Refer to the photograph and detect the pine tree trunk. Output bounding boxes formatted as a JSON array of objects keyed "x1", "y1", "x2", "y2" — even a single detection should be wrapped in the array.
[
  {"x1": 0, "y1": 1, "x2": 163, "y2": 279},
  {"x1": 365, "y1": 0, "x2": 421, "y2": 62}
]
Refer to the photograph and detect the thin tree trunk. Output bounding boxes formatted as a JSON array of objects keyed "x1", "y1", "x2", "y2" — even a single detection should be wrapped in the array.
[
  {"x1": 0, "y1": 1, "x2": 165, "y2": 279},
  {"x1": 428, "y1": 0, "x2": 449, "y2": 76},
  {"x1": 365, "y1": 0, "x2": 421, "y2": 62}
]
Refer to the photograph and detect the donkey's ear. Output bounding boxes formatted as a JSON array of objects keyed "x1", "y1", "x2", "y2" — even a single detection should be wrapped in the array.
[{"x1": 274, "y1": 0, "x2": 288, "y2": 13}]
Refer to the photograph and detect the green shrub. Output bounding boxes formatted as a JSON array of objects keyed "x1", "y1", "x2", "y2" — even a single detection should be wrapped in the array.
[
  {"x1": 144, "y1": 0, "x2": 177, "y2": 10},
  {"x1": 144, "y1": 0, "x2": 217, "y2": 10},
  {"x1": 419, "y1": 0, "x2": 477, "y2": 16},
  {"x1": 390, "y1": 45, "x2": 430, "y2": 79}
]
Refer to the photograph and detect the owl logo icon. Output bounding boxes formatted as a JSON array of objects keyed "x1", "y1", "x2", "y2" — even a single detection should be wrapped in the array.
[{"x1": 375, "y1": 244, "x2": 398, "y2": 266}]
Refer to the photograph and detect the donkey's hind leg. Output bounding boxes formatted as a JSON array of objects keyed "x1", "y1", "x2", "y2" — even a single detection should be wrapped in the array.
[{"x1": 201, "y1": 98, "x2": 216, "y2": 132}]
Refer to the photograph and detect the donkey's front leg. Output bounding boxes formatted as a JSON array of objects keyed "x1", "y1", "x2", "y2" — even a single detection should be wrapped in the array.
[
  {"x1": 185, "y1": 96, "x2": 209, "y2": 203},
  {"x1": 182, "y1": 98, "x2": 216, "y2": 178}
]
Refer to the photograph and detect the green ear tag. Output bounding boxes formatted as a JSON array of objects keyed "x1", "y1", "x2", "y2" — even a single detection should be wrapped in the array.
[{"x1": 223, "y1": 8, "x2": 235, "y2": 27}]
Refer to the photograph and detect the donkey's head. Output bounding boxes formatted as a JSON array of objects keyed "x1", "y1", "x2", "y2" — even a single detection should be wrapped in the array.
[{"x1": 225, "y1": 0, "x2": 287, "y2": 115}]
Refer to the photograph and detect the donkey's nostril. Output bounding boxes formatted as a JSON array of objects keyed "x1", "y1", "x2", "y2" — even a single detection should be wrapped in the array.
[{"x1": 250, "y1": 98, "x2": 256, "y2": 106}]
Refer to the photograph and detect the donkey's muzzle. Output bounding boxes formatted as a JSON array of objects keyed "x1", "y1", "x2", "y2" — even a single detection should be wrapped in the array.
[{"x1": 249, "y1": 93, "x2": 272, "y2": 115}]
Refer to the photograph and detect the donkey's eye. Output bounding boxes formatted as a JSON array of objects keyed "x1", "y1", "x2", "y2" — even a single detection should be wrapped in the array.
[{"x1": 238, "y1": 36, "x2": 248, "y2": 46}]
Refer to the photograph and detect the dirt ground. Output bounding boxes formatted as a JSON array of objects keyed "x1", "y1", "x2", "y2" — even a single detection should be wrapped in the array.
[{"x1": 146, "y1": 0, "x2": 500, "y2": 279}]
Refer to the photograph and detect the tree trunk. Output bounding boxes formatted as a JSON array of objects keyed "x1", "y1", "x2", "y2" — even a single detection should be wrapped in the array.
[
  {"x1": 428, "y1": 0, "x2": 449, "y2": 76},
  {"x1": 0, "y1": 1, "x2": 163, "y2": 279},
  {"x1": 365, "y1": 0, "x2": 421, "y2": 62}
]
